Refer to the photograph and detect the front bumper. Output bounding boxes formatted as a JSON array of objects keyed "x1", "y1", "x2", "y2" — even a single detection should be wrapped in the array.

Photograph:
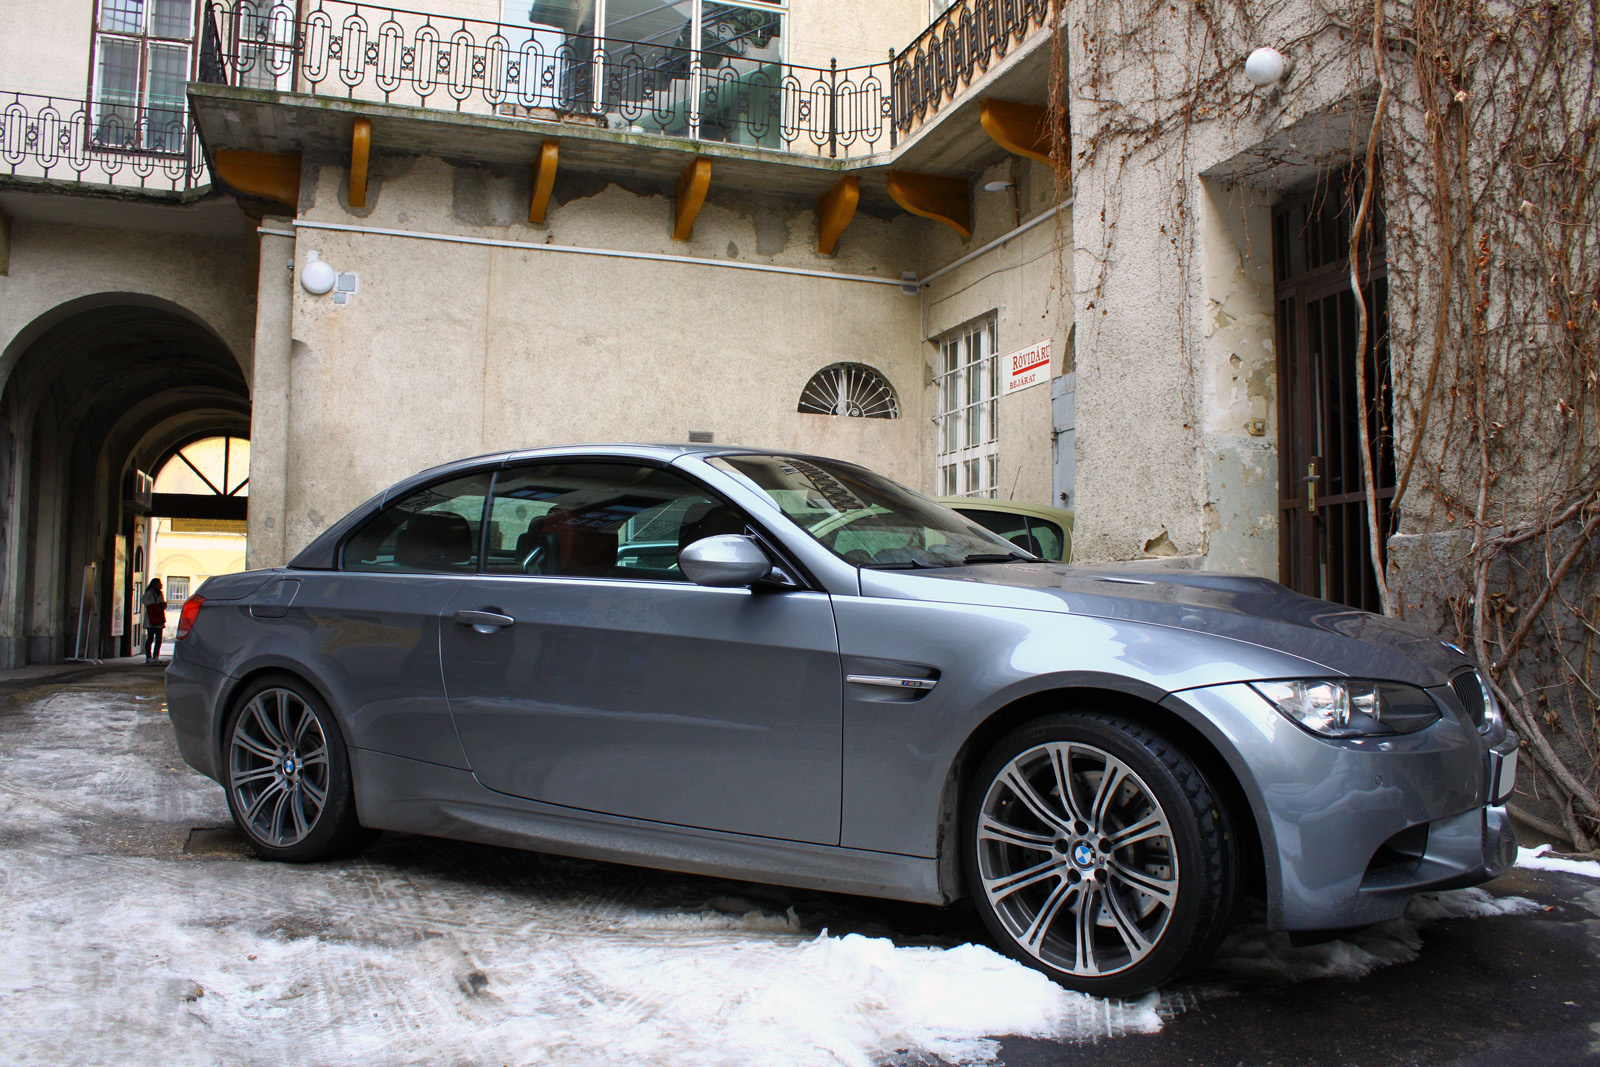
[{"x1": 1166, "y1": 683, "x2": 1519, "y2": 931}]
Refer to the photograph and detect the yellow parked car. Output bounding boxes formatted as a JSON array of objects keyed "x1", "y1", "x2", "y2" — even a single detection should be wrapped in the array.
[{"x1": 936, "y1": 497, "x2": 1074, "y2": 563}]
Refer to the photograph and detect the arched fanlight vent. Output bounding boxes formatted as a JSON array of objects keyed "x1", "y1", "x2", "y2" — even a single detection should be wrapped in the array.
[{"x1": 797, "y1": 363, "x2": 900, "y2": 419}]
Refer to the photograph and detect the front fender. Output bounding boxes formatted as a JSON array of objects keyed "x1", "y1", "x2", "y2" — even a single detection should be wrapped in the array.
[{"x1": 833, "y1": 594, "x2": 1329, "y2": 858}]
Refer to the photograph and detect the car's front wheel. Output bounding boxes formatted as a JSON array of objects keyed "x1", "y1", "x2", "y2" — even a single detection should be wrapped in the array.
[
  {"x1": 964, "y1": 712, "x2": 1235, "y2": 996},
  {"x1": 223, "y1": 676, "x2": 370, "y2": 862}
]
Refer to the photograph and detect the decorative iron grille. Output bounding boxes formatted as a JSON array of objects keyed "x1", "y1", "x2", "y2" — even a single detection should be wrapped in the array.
[
  {"x1": 0, "y1": 91, "x2": 207, "y2": 193},
  {"x1": 199, "y1": 0, "x2": 1052, "y2": 157},
  {"x1": 798, "y1": 363, "x2": 900, "y2": 419}
]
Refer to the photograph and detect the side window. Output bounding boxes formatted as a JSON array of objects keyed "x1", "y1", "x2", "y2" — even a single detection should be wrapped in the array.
[
  {"x1": 957, "y1": 507, "x2": 1056, "y2": 558},
  {"x1": 1027, "y1": 519, "x2": 1065, "y2": 561},
  {"x1": 486, "y1": 462, "x2": 747, "y2": 581},
  {"x1": 343, "y1": 473, "x2": 490, "y2": 573}
]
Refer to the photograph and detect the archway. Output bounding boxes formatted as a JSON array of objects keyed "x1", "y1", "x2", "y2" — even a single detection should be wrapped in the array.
[
  {"x1": 142, "y1": 435, "x2": 250, "y2": 659},
  {"x1": 0, "y1": 296, "x2": 248, "y2": 665}
]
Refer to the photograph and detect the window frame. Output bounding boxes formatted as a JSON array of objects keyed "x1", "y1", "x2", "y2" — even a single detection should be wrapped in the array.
[
  {"x1": 934, "y1": 314, "x2": 1000, "y2": 498},
  {"x1": 86, "y1": 0, "x2": 201, "y2": 156}
]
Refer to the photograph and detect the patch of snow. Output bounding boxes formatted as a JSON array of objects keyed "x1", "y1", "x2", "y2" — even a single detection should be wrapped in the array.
[
  {"x1": 1519, "y1": 844, "x2": 1600, "y2": 879},
  {"x1": 0, "y1": 673, "x2": 1561, "y2": 1067}
]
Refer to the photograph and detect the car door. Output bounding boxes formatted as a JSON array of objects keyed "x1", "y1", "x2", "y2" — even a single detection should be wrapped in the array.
[
  {"x1": 290, "y1": 470, "x2": 493, "y2": 769},
  {"x1": 439, "y1": 459, "x2": 843, "y2": 845}
]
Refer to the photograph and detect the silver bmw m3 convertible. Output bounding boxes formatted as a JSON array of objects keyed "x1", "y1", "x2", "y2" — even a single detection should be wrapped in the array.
[{"x1": 166, "y1": 444, "x2": 1519, "y2": 995}]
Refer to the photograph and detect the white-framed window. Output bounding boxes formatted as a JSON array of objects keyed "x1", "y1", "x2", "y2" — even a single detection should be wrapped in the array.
[
  {"x1": 165, "y1": 575, "x2": 191, "y2": 603},
  {"x1": 90, "y1": 0, "x2": 195, "y2": 153},
  {"x1": 935, "y1": 315, "x2": 1000, "y2": 498}
]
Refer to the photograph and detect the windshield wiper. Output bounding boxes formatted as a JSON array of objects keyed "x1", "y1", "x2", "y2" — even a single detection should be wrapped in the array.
[
  {"x1": 960, "y1": 552, "x2": 1035, "y2": 565},
  {"x1": 860, "y1": 557, "x2": 950, "y2": 570}
]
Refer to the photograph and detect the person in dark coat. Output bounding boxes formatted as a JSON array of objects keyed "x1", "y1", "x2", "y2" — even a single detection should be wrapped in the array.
[{"x1": 141, "y1": 578, "x2": 166, "y2": 663}]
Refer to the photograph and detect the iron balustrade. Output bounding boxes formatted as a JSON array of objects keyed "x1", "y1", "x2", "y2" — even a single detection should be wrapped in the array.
[
  {"x1": 0, "y1": 92, "x2": 208, "y2": 193},
  {"x1": 891, "y1": 0, "x2": 1053, "y2": 136},
  {"x1": 200, "y1": 0, "x2": 1052, "y2": 158}
]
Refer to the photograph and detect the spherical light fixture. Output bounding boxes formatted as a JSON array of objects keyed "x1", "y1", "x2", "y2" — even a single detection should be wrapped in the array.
[
  {"x1": 301, "y1": 258, "x2": 336, "y2": 295},
  {"x1": 1245, "y1": 47, "x2": 1287, "y2": 88}
]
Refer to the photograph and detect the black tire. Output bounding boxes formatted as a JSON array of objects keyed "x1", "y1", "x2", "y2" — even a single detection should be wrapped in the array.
[
  {"x1": 962, "y1": 712, "x2": 1237, "y2": 996},
  {"x1": 223, "y1": 674, "x2": 371, "y2": 862}
]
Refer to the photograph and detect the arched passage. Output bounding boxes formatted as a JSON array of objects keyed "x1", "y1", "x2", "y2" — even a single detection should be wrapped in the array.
[{"x1": 0, "y1": 295, "x2": 248, "y2": 665}]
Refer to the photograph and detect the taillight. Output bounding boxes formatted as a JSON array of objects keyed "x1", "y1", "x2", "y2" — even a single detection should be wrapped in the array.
[{"x1": 175, "y1": 595, "x2": 205, "y2": 639}]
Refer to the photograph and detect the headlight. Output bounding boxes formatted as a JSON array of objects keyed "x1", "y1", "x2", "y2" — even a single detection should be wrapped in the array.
[
  {"x1": 1451, "y1": 669, "x2": 1504, "y2": 736},
  {"x1": 1250, "y1": 679, "x2": 1443, "y2": 738}
]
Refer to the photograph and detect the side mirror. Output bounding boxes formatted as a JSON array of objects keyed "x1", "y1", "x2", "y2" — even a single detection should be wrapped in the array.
[{"x1": 679, "y1": 534, "x2": 773, "y2": 588}]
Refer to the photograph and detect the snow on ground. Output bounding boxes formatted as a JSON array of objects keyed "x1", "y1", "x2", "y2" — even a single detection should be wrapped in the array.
[
  {"x1": 1519, "y1": 844, "x2": 1600, "y2": 879},
  {"x1": 0, "y1": 673, "x2": 1545, "y2": 1067}
]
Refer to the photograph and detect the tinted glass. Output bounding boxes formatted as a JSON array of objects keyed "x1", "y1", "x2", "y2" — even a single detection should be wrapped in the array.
[
  {"x1": 486, "y1": 462, "x2": 743, "y2": 580},
  {"x1": 712, "y1": 455, "x2": 1028, "y2": 567},
  {"x1": 343, "y1": 473, "x2": 490, "y2": 573},
  {"x1": 955, "y1": 509, "x2": 1064, "y2": 560}
]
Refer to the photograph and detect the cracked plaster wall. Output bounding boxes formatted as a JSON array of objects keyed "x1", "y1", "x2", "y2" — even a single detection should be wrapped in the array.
[{"x1": 1063, "y1": 0, "x2": 1365, "y2": 573}]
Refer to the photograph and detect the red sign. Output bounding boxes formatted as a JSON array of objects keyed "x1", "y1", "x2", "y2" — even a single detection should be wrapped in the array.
[{"x1": 1003, "y1": 339, "x2": 1052, "y2": 395}]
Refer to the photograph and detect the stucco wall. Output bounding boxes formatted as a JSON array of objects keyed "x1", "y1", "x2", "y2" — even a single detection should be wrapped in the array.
[
  {"x1": 919, "y1": 157, "x2": 1068, "y2": 510},
  {"x1": 262, "y1": 154, "x2": 924, "y2": 558},
  {"x1": 0, "y1": 219, "x2": 258, "y2": 386},
  {"x1": 1063, "y1": 0, "x2": 1366, "y2": 572},
  {"x1": 3, "y1": 0, "x2": 94, "y2": 98}
]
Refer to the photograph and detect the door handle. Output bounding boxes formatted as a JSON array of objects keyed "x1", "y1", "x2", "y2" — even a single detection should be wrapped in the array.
[
  {"x1": 1302, "y1": 459, "x2": 1321, "y2": 515},
  {"x1": 452, "y1": 609, "x2": 515, "y2": 632}
]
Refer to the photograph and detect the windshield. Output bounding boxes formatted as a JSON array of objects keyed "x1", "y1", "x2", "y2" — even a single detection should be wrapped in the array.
[{"x1": 710, "y1": 455, "x2": 1035, "y2": 568}]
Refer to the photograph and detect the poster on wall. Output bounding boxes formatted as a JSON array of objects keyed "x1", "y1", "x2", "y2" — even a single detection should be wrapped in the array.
[
  {"x1": 1002, "y1": 339, "x2": 1052, "y2": 395},
  {"x1": 110, "y1": 535, "x2": 126, "y2": 639}
]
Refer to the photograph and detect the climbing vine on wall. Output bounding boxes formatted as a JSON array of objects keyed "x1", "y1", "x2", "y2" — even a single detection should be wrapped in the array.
[{"x1": 1049, "y1": 0, "x2": 1600, "y2": 849}]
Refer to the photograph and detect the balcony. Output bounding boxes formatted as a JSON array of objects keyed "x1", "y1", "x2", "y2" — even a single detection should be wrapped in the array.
[
  {"x1": 197, "y1": 0, "x2": 1053, "y2": 160},
  {"x1": 0, "y1": 92, "x2": 209, "y2": 196}
]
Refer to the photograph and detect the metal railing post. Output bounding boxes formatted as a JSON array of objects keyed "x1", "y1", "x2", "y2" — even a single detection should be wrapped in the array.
[
  {"x1": 827, "y1": 57, "x2": 838, "y2": 159},
  {"x1": 887, "y1": 47, "x2": 897, "y2": 149}
]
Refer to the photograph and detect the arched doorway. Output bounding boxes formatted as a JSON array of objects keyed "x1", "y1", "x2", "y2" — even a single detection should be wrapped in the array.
[
  {"x1": 141, "y1": 435, "x2": 250, "y2": 657},
  {"x1": 0, "y1": 296, "x2": 248, "y2": 665}
]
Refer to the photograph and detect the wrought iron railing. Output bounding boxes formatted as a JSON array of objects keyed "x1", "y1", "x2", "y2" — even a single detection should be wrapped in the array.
[
  {"x1": 0, "y1": 92, "x2": 208, "y2": 193},
  {"x1": 199, "y1": 0, "x2": 1053, "y2": 158},
  {"x1": 893, "y1": 0, "x2": 1053, "y2": 135}
]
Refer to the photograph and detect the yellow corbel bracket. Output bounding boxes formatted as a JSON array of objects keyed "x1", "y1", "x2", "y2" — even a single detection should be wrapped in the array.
[
  {"x1": 887, "y1": 170, "x2": 971, "y2": 239},
  {"x1": 816, "y1": 175, "x2": 860, "y2": 256},
  {"x1": 979, "y1": 98, "x2": 1054, "y2": 166},
  {"x1": 212, "y1": 150, "x2": 302, "y2": 211},
  {"x1": 529, "y1": 139, "x2": 560, "y2": 224},
  {"x1": 349, "y1": 117, "x2": 372, "y2": 208},
  {"x1": 673, "y1": 156, "x2": 712, "y2": 242}
]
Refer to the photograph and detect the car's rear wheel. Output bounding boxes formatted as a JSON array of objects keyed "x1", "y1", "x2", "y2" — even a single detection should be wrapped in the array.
[
  {"x1": 224, "y1": 676, "x2": 370, "y2": 862},
  {"x1": 964, "y1": 712, "x2": 1235, "y2": 996}
]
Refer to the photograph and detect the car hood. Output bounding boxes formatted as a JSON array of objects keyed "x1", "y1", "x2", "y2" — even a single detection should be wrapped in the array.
[{"x1": 858, "y1": 563, "x2": 1472, "y2": 687}]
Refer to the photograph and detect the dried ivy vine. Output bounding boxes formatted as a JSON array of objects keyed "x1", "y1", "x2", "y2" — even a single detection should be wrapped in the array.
[{"x1": 1048, "y1": 0, "x2": 1600, "y2": 849}]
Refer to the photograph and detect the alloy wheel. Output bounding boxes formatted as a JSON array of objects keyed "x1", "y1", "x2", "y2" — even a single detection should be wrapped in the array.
[
  {"x1": 974, "y1": 740, "x2": 1179, "y2": 978},
  {"x1": 228, "y1": 687, "x2": 331, "y2": 848}
]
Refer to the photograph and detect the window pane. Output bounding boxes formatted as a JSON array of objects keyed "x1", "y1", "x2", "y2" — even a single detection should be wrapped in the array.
[
  {"x1": 343, "y1": 474, "x2": 490, "y2": 573},
  {"x1": 99, "y1": 0, "x2": 145, "y2": 34},
  {"x1": 97, "y1": 38, "x2": 141, "y2": 105},
  {"x1": 486, "y1": 462, "x2": 727, "y2": 580},
  {"x1": 146, "y1": 43, "x2": 189, "y2": 149},
  {"x1": 95, "y1": 37, "x2": 142, "y2": 147},
  {"x1": 699, "y1": 2, "x2": 784, "y2": 146},
  {"x1": 1028, "y1": 519, "x2": 1064, "y2": 560},
  {"x1": 150, "y1": 0, "x2": 190, "y2": 38}
]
